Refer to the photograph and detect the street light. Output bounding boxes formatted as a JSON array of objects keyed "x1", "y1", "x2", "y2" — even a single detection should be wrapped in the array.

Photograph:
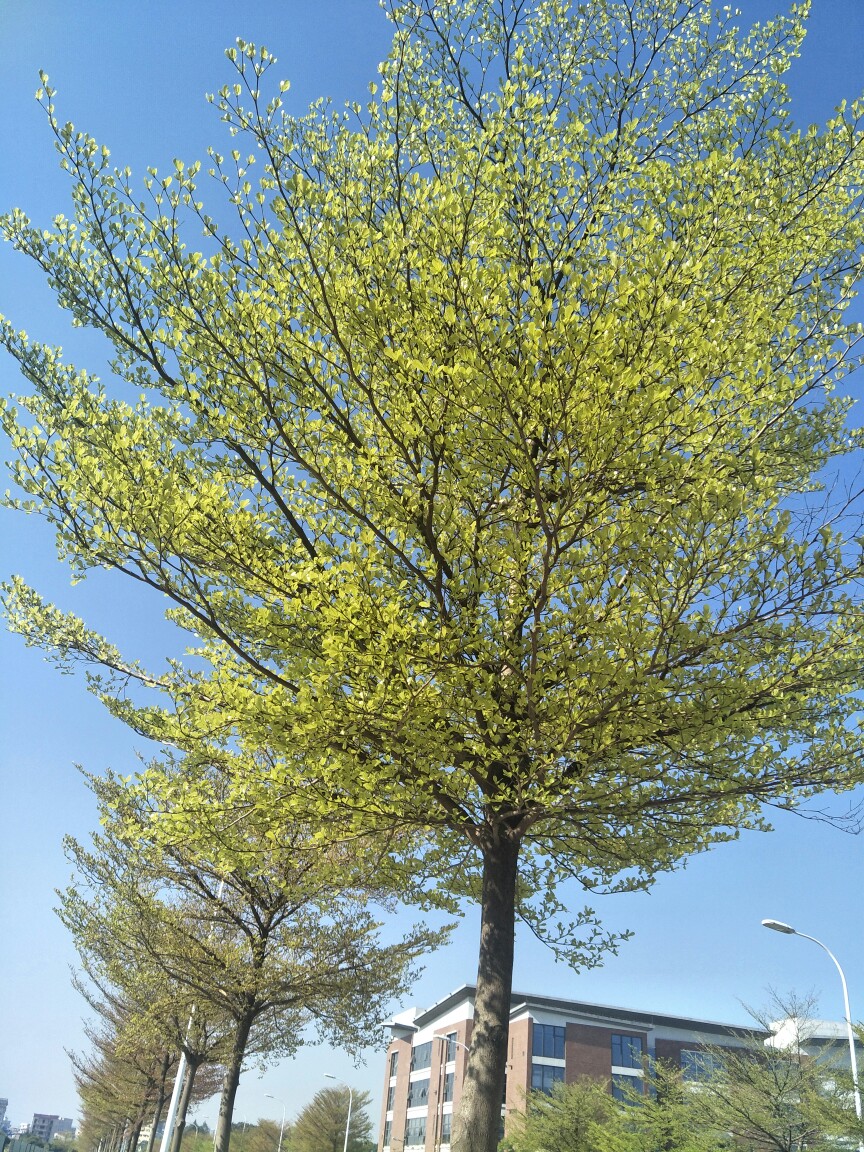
[
  {"x1": 431, "y1": 1034, "x2": 470, "y2": 1152},
  {"x1": 264, "y1": 1094, "x2": 286, "y2": 1152},
  {"x1": 325, "y1": 1075, "x2": 353, "y2": 1152},
  {"x1": 761, "y1": 918, "x2": 863, "y2": 1143}
]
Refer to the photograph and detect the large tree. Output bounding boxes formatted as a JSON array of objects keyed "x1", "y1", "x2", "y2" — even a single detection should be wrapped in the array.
[{"x1": 4, "y1": 2, "x2": 864, "y2": 1151}]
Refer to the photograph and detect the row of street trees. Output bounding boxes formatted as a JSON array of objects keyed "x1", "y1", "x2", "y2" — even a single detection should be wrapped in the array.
[
  {"x1": 4, "y1": 1, "x2": 864, "y2": 1150},
  {"x1": 59, "y1": 771, "x2": 441, "y2": 1152}
]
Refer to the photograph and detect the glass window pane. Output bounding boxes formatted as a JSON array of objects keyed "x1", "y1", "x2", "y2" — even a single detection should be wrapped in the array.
[{"x1": 612, "y1": 1034, "x2": 643, "y2": 1069}]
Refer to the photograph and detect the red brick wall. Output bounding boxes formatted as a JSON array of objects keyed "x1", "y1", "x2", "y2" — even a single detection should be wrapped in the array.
[
  {"x1": 566, "y1": 1022, "x2": 615, "y2": 1083},
  {"x1": 655, "y1": 1038, "x2": 698, "y2": 1068},
  {"x1": 565, "y1": 1023, "x2": 650, "y2": 1092}
]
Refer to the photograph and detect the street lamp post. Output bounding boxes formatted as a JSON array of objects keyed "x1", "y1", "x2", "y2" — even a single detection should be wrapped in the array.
[
  {"x1": 325, "y1": 1075, "x2": 353, "y2": 1152},
  {"x1": 431, "y1": 1033, "x2": 471, "y2": 1152},
  {"x1": 264, "y1": 1095, "x2": 286, "y2": 1152},
  {"x1": 761, "y1": 918, "x2": 863, "y2": 1147}
]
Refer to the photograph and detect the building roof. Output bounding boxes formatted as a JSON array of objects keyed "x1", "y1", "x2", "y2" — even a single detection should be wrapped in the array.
[{"x1": 407, "y1": 984, "x2": 762, "y2": 1040}]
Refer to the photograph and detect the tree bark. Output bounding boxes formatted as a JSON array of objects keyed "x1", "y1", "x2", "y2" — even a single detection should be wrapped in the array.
[
  {"x1": 170, "y1": 1054, "x2": 202, "y2": 1152},
  {"x1": 452, "y1": 830, "x2": 521, "y2": 1152},
  {"x1": 128, "y1": 1117, "x2": 144, "y2": 1152},
  {"x1": 146, "y1": 1054, "x2": 173, "y2": 1152},
  {"x1": 214, "y1": 1013, "x2": 255, "y2": 1152}
]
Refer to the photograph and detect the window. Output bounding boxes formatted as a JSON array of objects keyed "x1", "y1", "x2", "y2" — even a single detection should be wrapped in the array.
[
  {"x1": 440, "y1": 1114, "x2": 452, "y2": 1144},
  {"x1": 411, "y1": 1041, "x2": 433, "y2": 1071},
  {"x1": 386, "y1": 1084, "x2": 396, "y2": 1111},
  {"x1": 382, "y1": 1121, "x2": 392, "y2": 1149},
  {"x1": 532, "y1": 1023, "x2": 566, "y2": 1059},
  {"x1": 681, "y1": 1050, "x2": 722, "y2": 1082},
  {"x1": 444, "y1": 1072, "x2": 454, "y2": 1103},
  {"x1": 404, "y1": 1117, "x2": 426, "y2": 1147},
  {"x1": 407, "y1": 1077, "x2": 430, "y2": 1108},
  {"x1": 612, "y1": 1073, "x2": 641, "y2": 1103},
  {"x1": 389, "y1": 1050, "x2": 399, "y2": 1077},
  {"x1": 444, "y1": 1031, "x2": 458, "y2": 1061},
  {"x1": 531, "y1": 1063, "x2": 565, "y2": 1093},
  {"x1": 611, "y1": 1034, "x2": 643, "y2": 1069}
]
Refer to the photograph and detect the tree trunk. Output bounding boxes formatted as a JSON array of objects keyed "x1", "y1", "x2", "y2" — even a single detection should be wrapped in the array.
[
  {"x1": 214, "y1": 1013, "x2": 255, "y2": 1152},
  {"x1": 170, "y1": 1055, "x2": 202, "y2": 1152},
  {"x1": 452, "y1": 830, "x2": 521, "y2": 1152},
  {"x1": 129, "y1": 1116, "x2": 144, "y2": 1152},
  {"x1": 146, "y1": 1054, "x2": 173, "y2": 1152}
]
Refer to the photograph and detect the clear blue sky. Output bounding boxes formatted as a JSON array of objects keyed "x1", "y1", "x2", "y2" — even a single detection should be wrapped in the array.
[{"x1": 1, "y1": 0, "x2": 863, "y2": 1138}]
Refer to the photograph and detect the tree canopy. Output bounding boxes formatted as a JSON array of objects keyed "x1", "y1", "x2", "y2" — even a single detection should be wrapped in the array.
[
  {"x1": 289, "y1": 1087, "x2": 372, "y2": 1152},
  {"x1": 4, "y1": 1, "x2": 864, "y2": 1150}
]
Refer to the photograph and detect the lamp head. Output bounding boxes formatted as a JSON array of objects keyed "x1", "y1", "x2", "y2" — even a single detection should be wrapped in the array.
[{"x1": 762, "y1": 919, "x2": 797, "y2": 934}]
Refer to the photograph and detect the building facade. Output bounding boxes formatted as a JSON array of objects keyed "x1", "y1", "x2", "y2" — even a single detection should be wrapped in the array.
[
  {"x1": 379, "y1": 985, "x2": 761, "y2": 1152},
  {"x1": 29, "y1": 1117, "x2": 59, "y2": 1143}
]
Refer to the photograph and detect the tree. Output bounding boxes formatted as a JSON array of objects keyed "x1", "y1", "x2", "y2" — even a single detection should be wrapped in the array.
[
  {"x1": 4, "y1": 2, "x2": 864, "y2": 1151},
  {"x1": 66, "y1": 976, "x2": 183, "y2": 1152},
  {"x1": 502, "y1": 1077, "x2": 617, "y2": 1152},
  {"x1": 684, "y1": 998, "x2": 864, "y2": 1152},
  {"x1": 288, "y1": 1088, "x2": 372, "y2": 1152},
  {"x1": 59, "y1": 772, "x2": 439, "y2": 1152}
]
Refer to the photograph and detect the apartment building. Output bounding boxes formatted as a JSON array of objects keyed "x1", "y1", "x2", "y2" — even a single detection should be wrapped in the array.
[
  {"x1": 30, "y1": 1116, "x2": 60, "y2": 1142},
  {"x1": 379, "y1": 984, "x2": 761, "y2": 1152}
]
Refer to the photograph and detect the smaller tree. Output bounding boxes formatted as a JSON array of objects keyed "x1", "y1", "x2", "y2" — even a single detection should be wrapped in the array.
[
  {"x1": 288, "y1": 1088, "x2": 372, "y2": 1152},
  {"x1": 502, "y1": 1078, "x2": 617, "y2": 1152},
  {"x1": 688, "y1": 998, "x2": 863, "y2": 1152},
  {"x1": 231, "y1": 1120, "x2": 285, "y2": 1152}
]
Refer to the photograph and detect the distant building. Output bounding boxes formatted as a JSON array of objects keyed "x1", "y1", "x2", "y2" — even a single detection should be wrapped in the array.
[
  {"x1": 29, "y1": 1117, "x2": 74, "y2": 1143},
  {"x1": 378, "y1": 985, "x2": 856, "y2": 1152},
  {"x1": 31, "y1": 1117, "x2": 60, "y2": 1142},
  {"x1": 0, "y1": 1102, "x2": 6, "y2": 1129}
]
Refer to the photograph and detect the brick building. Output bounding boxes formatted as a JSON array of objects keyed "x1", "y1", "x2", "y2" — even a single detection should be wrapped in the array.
[{"x1": 379, "y1": 984, "x2": 759, "y2": 1152}]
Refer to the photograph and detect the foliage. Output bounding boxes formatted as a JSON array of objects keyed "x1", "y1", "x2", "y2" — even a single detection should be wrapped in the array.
[
  {"x1": 5, "y1": 0, "x2": 864, "y2": 1150},
  {"x1": 67, "y1": 991, "x2": 179, "y2": 1152},
  {"x1": 502, "y1": 1077, "x2": 617, "y2": 1152},
  {"x1": 287, "y1": 1087, "x2": 372, "y2": 1152},
  {"x1": 59, "y1": 771, "x2": 440, "y2": 1152},
  {"x1": 684, "y1": 998, "x2": 864, "y2": 1152},
  {"x1": 180, "y1": 1121, "x2": 283, "y2": 1152}
]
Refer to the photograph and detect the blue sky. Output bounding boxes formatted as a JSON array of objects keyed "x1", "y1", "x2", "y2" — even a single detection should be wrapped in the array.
[{"x1": 1, "y1": 0, "x2": 863, "y2": 1137}]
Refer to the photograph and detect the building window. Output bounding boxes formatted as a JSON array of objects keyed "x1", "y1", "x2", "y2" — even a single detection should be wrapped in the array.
[
  {"x1": 532, "y1": 1023, "x2": 566, "y2": 1059},
  {"x1": 407, "y1": 1077, "x2": 430, "y2": 1108},
  {"x1": 386, "y1": 1084, "x2": 396, "y2": 1110},
  {"x1": 444, "y1": 1072, "x2": 454, "y2": 1103},
  {"x1": 404, "y1": 1117, "x2": 426, "y2": 1147},
  {"x1": 611, "y1": 1034, "x2": 643, "y2": 1069},
  {"x1": 382, "y1": 1121, "x2": 392, "y2": 1149},
  {"x1": 440, "y1": 1114, "x2": 452, "y2": 1144},
  {"x1": 411, "y1": 1041, "x2": 433, "y2": 1071},
  {"x1": 444, "y1": 1031, "x2": 458, "y2": 1060},
  {"x1": 612, "y1": 1073, "x2": 641, "y2": 1103},
  {"x1": 389, "y1": 1051, "x2": 399, "y2": 1077},
  {"x1": 531, "y1": 1063, "x2": 565, "y2": 1093},
  {"x1": 680, "y1": 1050, "x2": 722, "y2": 1082}
]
